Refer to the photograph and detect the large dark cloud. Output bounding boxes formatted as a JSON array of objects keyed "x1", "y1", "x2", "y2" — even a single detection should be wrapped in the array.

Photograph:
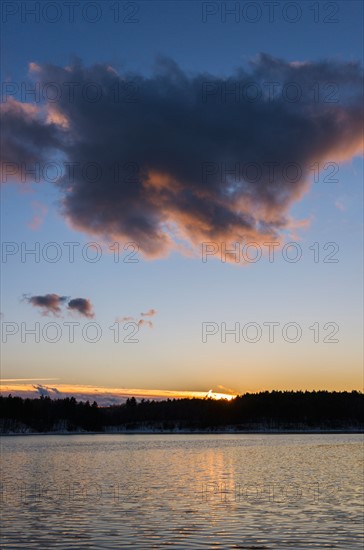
[{"x1": 2, "y1": 55, "x2": 363, "y2": 256}]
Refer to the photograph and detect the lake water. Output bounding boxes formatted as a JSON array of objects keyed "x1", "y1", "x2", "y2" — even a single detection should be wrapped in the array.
[{"x1": 1, "y1": 434, "x2": 363, "y2": 549}]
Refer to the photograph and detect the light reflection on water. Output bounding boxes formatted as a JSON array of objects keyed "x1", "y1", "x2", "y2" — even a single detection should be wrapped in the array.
[{"x1": 1, "y1": 434, "x2": 363, "y2": 548}]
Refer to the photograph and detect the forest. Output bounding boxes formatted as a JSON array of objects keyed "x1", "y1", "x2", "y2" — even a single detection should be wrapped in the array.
[{"x1": 1, "y1": 391, "x2": 363, "y2": 433}]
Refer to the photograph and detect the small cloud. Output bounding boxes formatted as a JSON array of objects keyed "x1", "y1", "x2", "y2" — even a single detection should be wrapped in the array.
[
  {"x1": 33, "y1": 384, "x2": 61, "y2": 397},
  {"x1": 1, "y1": 378, "x2": 59, "y2": 382},
  {"x1": 27, "y1": 201, "x2": 47, "y2": 230},
  {"x1": 335, "y1": 199, "x2": 346, "y2": 211},
  {"x1": 28, "y1": 62, "x2": 41, "y2": 74},
  {"x1": 25, "y1": 294, "x2": 68, "y2": 317},
  {"x1": 67, "y1": 298, "x2": 94, "y2": 318},
  {"x1": 205, "y1": 387, "x2": 236, "y2": 400},
  {"x1": 140, "y1": 308, "x2": 157, "y2": 317},
  {"x1": 116, "y1": 309, "x2": 157, "y2": 328},
  {"x1": 115, "y1": 316, "x2": 135, "y2": 323},
  {"x1": 137, "y1": 319, "x2": 153, "y2": 328},
  {"x1": 288, "y1": 60, "x2": 310, "y2": 68},
  {"x1": 216, "y1": 385, "x2": 238, "y2": 395}
]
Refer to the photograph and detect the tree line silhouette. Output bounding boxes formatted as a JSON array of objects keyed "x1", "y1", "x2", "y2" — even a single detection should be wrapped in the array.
[{"x1": 1, "y1": 391, "x2": 363, "y2": 433}]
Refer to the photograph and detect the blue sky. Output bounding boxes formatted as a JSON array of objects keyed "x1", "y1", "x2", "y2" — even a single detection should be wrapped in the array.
[{"x1": 1, "y1": 1, "x2": 363, "y2": 401}]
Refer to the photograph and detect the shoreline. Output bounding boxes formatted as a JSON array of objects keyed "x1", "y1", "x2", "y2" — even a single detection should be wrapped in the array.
[{"x1": 1, "y1": 429, "x2": 363, "y2": 436}]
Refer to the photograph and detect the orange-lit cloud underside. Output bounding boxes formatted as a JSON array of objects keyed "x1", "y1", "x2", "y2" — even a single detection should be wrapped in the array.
[{"x1": 0, "y1": 382, "x2": 236, "y2": 403}]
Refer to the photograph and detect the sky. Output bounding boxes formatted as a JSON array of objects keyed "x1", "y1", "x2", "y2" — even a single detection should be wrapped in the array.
[{"x1": 1, "y1": 0, "x2": 363, "y2": 404}]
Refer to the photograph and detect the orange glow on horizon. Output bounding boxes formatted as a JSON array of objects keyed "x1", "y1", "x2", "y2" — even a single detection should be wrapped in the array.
[{"x1": 0, "y1": 382, "x2": 238, "y2": 402}]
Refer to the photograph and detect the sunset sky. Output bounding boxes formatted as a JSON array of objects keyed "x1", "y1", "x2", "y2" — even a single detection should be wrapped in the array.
[{"x1": 1, "y1": 0, "x2": 363, "y2": 404}]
